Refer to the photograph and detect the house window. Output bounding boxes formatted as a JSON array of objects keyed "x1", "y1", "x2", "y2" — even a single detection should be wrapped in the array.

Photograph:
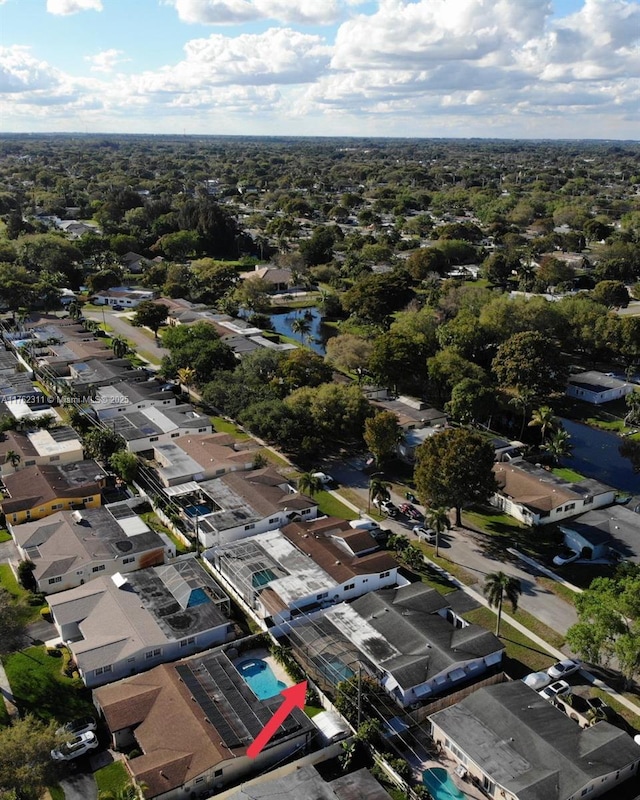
[
  {"x1": 122, "y1": 557, "x2": 135, "y2": 565},
  {"x1": 171, "y1": 432, "x2": 179, "y2": 438},
  {"x1": 316, "y1": 593, "x2": 328, "y2": 600},
  {"x1": 51, "y1": 503, "x2": 64, "y2": 510},
  {"x1": 565, "y1": 503, "x2": 575, "y2": 511},
  {"x1": 300, "y1": 508, "x2": 311, "y2": 515},
  {"x1": 48, "y1": 576, "x2": 62, "y2": 584},
  {"x1": 92, "y1": 564, "x2": 105, "y2": 573},
  {"x1": 584, "y1": 496, "x2": 593, "y2": 505},
  {"x1": 149, "y1": 436, "x2": 159, "y2": 442},
  {"x1": 198, "y1": 428, "x2": 207, "y2": 433},
  {"x1": 344, "y1": 583, "x2": 355, "y2": 591},
  {"x1": 195, "y1": 778, "x2": 205, "y2": 785},
  {"x1": 269, "y1": 517, "x2": 278, "y2": 524},
  {"x1": 214, "y1": 769, "x2": 223, "y2": 778},
  {"x1": 145, "y1": 648, "x2": 161, "y2": 659},
  {"x1": 180, "y1": 637, "x2": 195, "y2": 648},
  {"x1": 49, "y1": 455, "x2": 60, "y2": 462},
  {"x1": 83, "y1": 497, "x2": 94, "y2": 503},
  {"x1": 244, "y1": 523, "x2": 255, "y2": 531},
  {"x1": 379, "y1": 571, "x2": 390, "y2": 578},
  {"x1": 25, "y1": 460, "x2": 36, "y2": 466},
  {"x1": 127, "y1": 657, "x2": 136, "y2": 663}
]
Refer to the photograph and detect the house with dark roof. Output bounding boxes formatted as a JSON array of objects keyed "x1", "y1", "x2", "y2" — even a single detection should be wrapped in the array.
[
  {"x1": 492, "y1": 458, "x2": 615, "y2": 526},
  {"x1": 48, "y1": 557, "x2": 234, "y2": 687},
  {"x1": 90, "y1": 380, "x2": 178, "y2": 421},
  {"x1": 429, "y1": 681, "x2": 640, "y2": 800},
  {"x1": 10, "y1": 504, "x2": 172, "y2": 593},
  {"x1": 559, "y1": 506, "x2": 640, "y2": 565},
  {"x1": 1, "y1": 459, "x2": 106, "y2": 525},
  {"x1": 206, "y1": 519, "x2": 402, "y2": 632},
  {"x1": 224, "y1": 766, "x2": 393, "y2": 800},
  {"x1": 566, "y1": 371, "x2": 635, "y2": 405},
  {"x1": 289, "y1": 583, "x2": 503, "y2": 706},
  {"x1": 165, "y1": 467, "x2": 318, "y2": 548},
  {"x1": 69, "y1": 358, "x2": 149, "y2": 390},
  {"x1": 109, "y1": 404, "x2": 212, "y2": 453},
  {"x1": 93, "y1": 645, "x2": 316, "y2": 800}
]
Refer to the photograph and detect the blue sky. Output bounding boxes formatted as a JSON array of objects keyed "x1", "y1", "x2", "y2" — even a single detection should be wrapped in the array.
[{"x1": 0, "y1": 0, "x2": 638, "y2": 138}]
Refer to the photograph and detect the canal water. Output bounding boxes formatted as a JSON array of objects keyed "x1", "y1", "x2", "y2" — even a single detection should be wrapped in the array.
[
  {"x1": 560, "y1": 418, "x2": 639, "y2": 494},
  {"x1": 268, "y1": 307, "x2": 336, "y2": 355}
]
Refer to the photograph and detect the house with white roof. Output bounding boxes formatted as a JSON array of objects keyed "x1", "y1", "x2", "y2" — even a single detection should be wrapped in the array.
[
  {"x1": 48, "y1": 556, "x2": 234, "y2": 687},
  {"x1": 0, "y1": 426, "x2": 83, "y2": 478},
  {"x1": 110, "y1": 404, "x2": 212, "y2": 453},
  {"x1": 566, "y1": 371, "x2": 636, "y2": 405}
]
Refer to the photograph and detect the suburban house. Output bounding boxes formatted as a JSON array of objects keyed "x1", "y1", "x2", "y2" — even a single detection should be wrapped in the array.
[
  {"x1": 120, "y1": 251, "x2": 157, "y2": 273},
  {"x1": 366, "y1": 392, "x2": 447, "y2": 463},
  {"x1": 289, "y1": 583, "x2": 503, "y2": 706},
  {"x1": 90, "y1": 380, "x2": 178, "y2": 420},
  {"x1": 239, "y1": 264, "x2": 293, "y2": 292},
  {"x1": 224, "y1": 766, "x2": 393, "y2": 800},
  {"x1": 491, "y1": 458, "x2": 615, "y2": 526},
  {"x1": 0, "y1": 426, "x2": 83, "y2": 477},
  {"x1": 10, "y1": 503, "x2": 172, "y2": 593},
  {"x1": 93, "y1": 645, "x2": 316, "y2": 800},
  {"x1": 1, "y1": 460, "x2": 106, "y2": 525},
  {"x1": 57, "y1": 219, "x2": 100, "y2": 238},
  {"x1": 428, "y1": 681, "x2": 640, "y2": 800},
  {"x1": 35, "y1": 339, "x2": 113, "y2": 376},
  {"x1": 559, "y1": 506, "x2": 640, "y2": 565},
  {"x1": 109, "y1": 404, "x2": 213, "y2": 453},
  {"x1": 165, "y1": 466, "x2": 318, "y2": 549},
  {"x1": 566, "y1": 371, "x2": 636, "y2": 405},
  {"x1": 69, "y1": 358, "x2": 150, "y2": 391},
  {"x1": 48, "y1": 557, "x2": 235, "y2": 688},
  {"x1": 206, "y1": 520, "x2": 401, "y2": 632},
  {"x1": 152, "y1": 433, "x2": 257, "y2": 487},
  {"x1": 0, "y1": 351, "x2": 45, "y2": 405},
  {"x1": 92, "y1": 287, "x2": 156, "y2": 308}
]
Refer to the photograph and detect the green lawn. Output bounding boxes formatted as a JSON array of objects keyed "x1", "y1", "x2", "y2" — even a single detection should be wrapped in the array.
[
  {"x1": 209, "y1": 415, "x2": 251, "y2": 440},
  {"x1": 140, "y1": 512, "x2": 190, "y2": 555},
  {"x1": 0, "y1": 528, "x2": 12, "y2": 543},
  {"x1": 95, "y1": 761, "x2": 130, "y2": 798},
  {"x1": 0, "y1": 564, "x2": 44, "y2": 624},
  {"x1": 316, "y1": 490, "x2": 359, "y2": 520},
  {"x1": 304, "y1": 705, "x2": 324, "y2": 717},
  {"x1": 464, "y1": 607, "x2": 556, "y2": 675},
  {"x1": 551, "y1": 466, "x2": 587, "y2": 482},
  {"x1": 2, "y1": 646, "x2": 94, "y2": 723},
  {"x1": 48, "y1": 785, "x2": 65, "y2": 800}
]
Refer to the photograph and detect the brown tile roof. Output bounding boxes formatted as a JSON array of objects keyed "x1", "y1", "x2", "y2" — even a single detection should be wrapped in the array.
[
  {"x1": 95, "y1": 664, "x2": 228, "y2": 797},
  {"x1": 280, "y1": 521, "x2": 397, "y2": 583},
  {"x1": 173, "y1": 432, "x2": 255, "y2": 469},
  {"x1": 1, "y1": 461, "x2": 103, "y2": 514},
  {"x1": 220, "y1": 467, "x2": 315, "y2": 517},
  {"x1": 493, "y1": 462, "x2": 578, "y2": 513},
  {"x1": 0, "y1": 430, "x2": 37, "y2": 465}
]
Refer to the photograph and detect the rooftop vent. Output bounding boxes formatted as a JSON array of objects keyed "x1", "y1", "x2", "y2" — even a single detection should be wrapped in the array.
[{"x1": 71, "y1": 510, "x2": 84, "y2": 524}]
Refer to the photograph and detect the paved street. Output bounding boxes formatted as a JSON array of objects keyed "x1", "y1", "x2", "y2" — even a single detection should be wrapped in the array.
[
  {"x1": 83, "y1": 309, "x2": 167, "y2": 366},
  {"x1": 328, "y1": 459, "x2": 578, "y2": 640}
]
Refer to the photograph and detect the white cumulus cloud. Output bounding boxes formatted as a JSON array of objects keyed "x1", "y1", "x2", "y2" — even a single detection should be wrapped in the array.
[
  {"x1": 163, "y1": 0, "x2": 363, "y2": 25},
  {"x1": 85, "y1": 49, "x2": 129, "y2": 73},
  {"x1": 46, "y1": 0, "x2": 103, "y2": 14}
]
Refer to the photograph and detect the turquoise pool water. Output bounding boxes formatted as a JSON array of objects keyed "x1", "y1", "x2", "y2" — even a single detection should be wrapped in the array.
[
  {"x1": 423, "y1": 768, "x2": 467, "y2": 800},
  {"x1": 237, "y1": 658, "x2": 287, "y2": 700}
]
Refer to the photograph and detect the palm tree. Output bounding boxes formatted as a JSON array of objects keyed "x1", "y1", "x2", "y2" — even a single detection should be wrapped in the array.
[
  {"x1": 5, "y1": 450, "x2": 20, "y2": 469},
  {"x1": 528, "y1": 405, "x2": 557, "y2": 444},
  {"x1": 544, "y1": 427, "x2": 573, "y2": 464},
  {"x1": 112, "y1": 336, "x2": 129, "y2": 359},
  {"x1": 291, "y1": 316, "x2": 312, "y2": 345},
  {"x1": 297, "y1": 472, "x2": 323, "y2": 496},
  {"x1": 483, "y1": 571, "x2": 522, "y2": 637},
  {"x1": 424, "y1": 505, "x2": 450, "y2": 558},
  {"x1": 509, "y1": 387, "x2": 535, "y2": 440},
  {"x1": 368, "y1": 476, "x2": 391, "y2": 512},
  {"x1": 177, "y1": 367, "x2": 196, "y2": 398}
]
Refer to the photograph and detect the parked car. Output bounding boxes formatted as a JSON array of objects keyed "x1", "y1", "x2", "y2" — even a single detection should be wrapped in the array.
[
  {"x1": 405, "y1": 492, "x2": 419, "y2": 504},
  {"x1": 373, "y1": 498, "x2": 398, "y2": 517},
  {"x1": 413, "y1": 526, "x2": 436, "y2": 542},
  {"x1": 312, "y1": 472, "x2": 337, "y2": 489},
  {"x1": 521, "y1": 671, "x2": 552, "y2": 691},
  {"x1": 547, "y1": 659, "x2": 581, "y2": 680},
  {"x1": 56, "y1": 717, "x2": 97, "y2": 737},
  {"x1": 400, "y1": 503, "x2": 422, "y2": 520},
  {"x1": 51, "y1": 731, "x2": 99, "y2": 761},
  {"x1": 112, "y1": 304, "x2": 124, "y2": 311},
  {"x1": 349, "y1": 519, "x2": 380, "y2": 532},
  {"x1": 538, "y1": 680, "x2": 570, "y2": 701},
  {"x1": 553, "y1": 548, "x2": 580, "y2": 567}
]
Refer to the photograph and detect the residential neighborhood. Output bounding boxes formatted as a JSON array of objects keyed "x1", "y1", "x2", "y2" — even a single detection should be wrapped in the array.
[{"x1": 0, "y1": 134, "x2": 639, "y2": 800}]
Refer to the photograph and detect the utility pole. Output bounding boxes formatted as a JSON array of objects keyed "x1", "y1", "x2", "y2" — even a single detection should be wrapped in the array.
[{"x1": 357, "y1": 665, "x2": 362, "y2": 730}]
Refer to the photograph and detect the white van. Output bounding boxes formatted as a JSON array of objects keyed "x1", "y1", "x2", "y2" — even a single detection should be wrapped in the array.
[{"x1": 349, "y1": 519, "x2": 380, "y2": 531}]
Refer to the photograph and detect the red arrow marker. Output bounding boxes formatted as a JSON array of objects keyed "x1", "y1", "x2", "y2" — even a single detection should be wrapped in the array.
[{"x1": 247, "y1": 681, "x2": 307, "y2": 759}]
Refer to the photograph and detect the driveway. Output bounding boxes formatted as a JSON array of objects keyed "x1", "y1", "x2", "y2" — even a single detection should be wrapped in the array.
[
  {"x1": 59, "y1": 771, "x2": 97, "y2": 800},
  {"x1": 0, "y1": 539, "x2": 18, "y2": 564},
  {"x1": 84, "y1": 309, "x2": 168, "y2": 367},
  {"x1": 329, "y1": 459, "x2": 578, "y2": 639}
]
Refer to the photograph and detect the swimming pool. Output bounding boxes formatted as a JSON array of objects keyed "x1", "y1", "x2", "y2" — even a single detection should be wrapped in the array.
[
  {"x1": 237, "y1": 658, "x2": 287, "y2": 700},
  {"x1": 183, "y1": 503, "x2": 211, "y2": 518},
  {"x1": 423, "y1": 768, "x2": 467, "y2": 800}
]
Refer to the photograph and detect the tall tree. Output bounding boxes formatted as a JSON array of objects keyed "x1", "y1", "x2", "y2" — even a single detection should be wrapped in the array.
[
  {"x1": 368, "y1": 476, "x2": 391, "y2": 512},
  {"x1": 5, "y1": 450, "x2": 20, "y2": 469},
  {"x1": 133, "y1": 301, "x2": 169, "y2": 339},
  {"x1": 528, "y1": 405, "x2": 557, "y2": 444},
  {"x1": 363, "y1": 411, "x2": 403, "y2": 466},
  {"x1": 483, "y1": 571, "x2": 522, "y2": 637},
  {"x1": 544, "y1": 427, "x2": 573, "y2": 464},
  {"x1": 297, "y1": 472, "x2": 323, "y2": 497},
  {"x1": 177, "y1": 366, "x2": 196, "y2": 397},
  {"x1": 414, "y1": 428, "x2": 497, "y2": 526},
  {"x1": 492, "y1": 331, "x2": 567, "y2": 400}
]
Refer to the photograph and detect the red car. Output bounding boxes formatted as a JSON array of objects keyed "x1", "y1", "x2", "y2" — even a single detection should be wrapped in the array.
[{"x1": 400, "y1": 503, "x2": 421, "y2": 520}]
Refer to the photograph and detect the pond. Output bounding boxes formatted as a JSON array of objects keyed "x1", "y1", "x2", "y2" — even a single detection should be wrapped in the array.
[
  {"x1": 267, "y1": 307, "x2": 336, "y2": 355},
  {"x1": 559, "y1": 418, "x2": 640, "y2": 495}
]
